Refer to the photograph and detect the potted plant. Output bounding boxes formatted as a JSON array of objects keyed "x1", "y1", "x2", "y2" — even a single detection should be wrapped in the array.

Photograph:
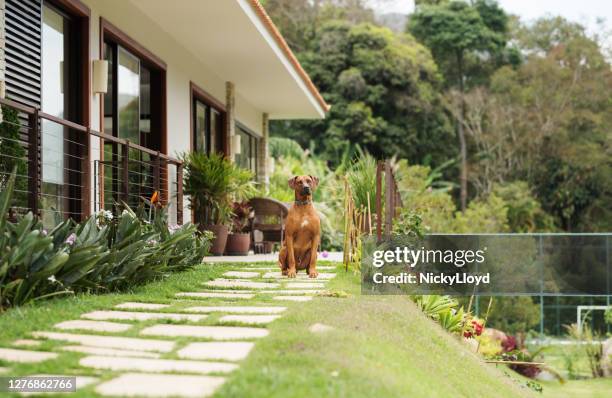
[
  {"x1": 226, "y1": 201, "x2": 253, "y2": 255},
  {"x1": 182, "y1": 152, "x2": 255, "y2": 255}
]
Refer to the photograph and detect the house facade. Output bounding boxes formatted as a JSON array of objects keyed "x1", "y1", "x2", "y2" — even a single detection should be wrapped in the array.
[{"x1": 0, "y1": 0, "x2": 328, "y2": 225}]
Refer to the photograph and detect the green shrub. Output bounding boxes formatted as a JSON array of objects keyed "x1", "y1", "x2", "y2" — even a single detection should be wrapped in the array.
[
  {"x1": 0, "y1": 171, "x2": 212, "y2": 309},
  {"x1": 182, "y1": 152, "x2": 256, "y2": 226}
]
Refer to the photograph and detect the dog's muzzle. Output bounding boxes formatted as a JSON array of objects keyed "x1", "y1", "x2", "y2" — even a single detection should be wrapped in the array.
[{"x1": 301, "y1": 186, "x2": 311, "y2": 195}]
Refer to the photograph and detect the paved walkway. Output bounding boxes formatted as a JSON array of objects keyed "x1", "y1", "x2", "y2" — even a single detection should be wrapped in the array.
[
  {"x1": 203, "y1": 251, "x2": 344, "y2": 263},
  {"x1": 0, "y1": 263, "x2": 338, "y2": 397}
]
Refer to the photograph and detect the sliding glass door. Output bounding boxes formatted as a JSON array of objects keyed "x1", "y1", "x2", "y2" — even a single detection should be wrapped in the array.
[
  {"x1": 103, "y1": 42, "x2": 158, "y2": 209},
  {"x1": 41, "y1": 4, "x2": 69, "y2": 225}
]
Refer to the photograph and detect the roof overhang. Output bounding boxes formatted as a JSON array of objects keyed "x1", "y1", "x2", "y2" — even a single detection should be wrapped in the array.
[{"x1": 128, "y1": 0, "x2": 328, "y2": 119}]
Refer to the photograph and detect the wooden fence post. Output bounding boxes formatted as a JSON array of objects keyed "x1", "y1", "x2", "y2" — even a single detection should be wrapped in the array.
[
  {"x1": 385, "y1": 161, "x2": 393, "y2": 237},
  {"x1": 121, "y1": 140, "x2": 130, "y2": 204},
  {"x1": 176, "y1": 163, "x2": 184, "y2": 225},
  {"x1": 376, "y1": 161, "x2": 383, "y2": 242}
]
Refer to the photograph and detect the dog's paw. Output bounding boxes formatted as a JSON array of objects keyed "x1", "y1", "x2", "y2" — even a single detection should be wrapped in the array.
[
  {"x1": 308, "y1": 270, "x2": 319, "y2": 278},
  {"x1": 287, "y1": 269, "x2": 297, "y2": 278},
  {"x1": 281, "y1": 269, "x2": 288, "y2": 276}
]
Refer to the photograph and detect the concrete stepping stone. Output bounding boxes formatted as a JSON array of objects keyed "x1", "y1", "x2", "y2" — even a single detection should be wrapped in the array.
[
  {"x1": 55, "y1": 320, "x2": 132, "y2": 333},
  {"x1": 178, "y1": 342, "x2": 254, "y2": 361},
  {"x1": 218, "y1": 315, "x2": 281, "y2": 325},
  {"x1": 32, "y1": 332, "x2": 175, "y2": 353},
  {"x1": 183, "y1": 306, "x2": 286, "y2": 314},
  {"x1": 203, "y1": 279, "x2": 280, "y2": 289},
  {"x1": 272, "y1": 296, "x2": 313, "y2": 302},
  {"x1": 96, "y1": 373, "x2": 225, "y2": 398},
  {"x1": 0, "y1": 367, "x2": 8, "y2": 374},
  {"x1": 222, "y1": 271, "x2": 260, "y2": 278},
  {"x1": 0, "y1": 348, "x2": 58, "y2": 363},
  {"x1": 115, "y1": 302, "x2": 170, "y2": 310},
  {"x1": 283, "y1": 282, "x2": 326, "y2": 288},
  {"x1": 81, "y1": 310, "x2": 207, "y2": 322},
  {"x1": 61, "y1": 345, "x2": 161, "y2": 359},
  {"x1": 141, "y1": 324, "x2": 269, "y2": 340},
  {"x1": 239, "y1": 265, "x2": 336, "y2": 271},
  {"x1": 259, "y1": 289, "x2": 322, "y2": 295},
  {"x1": 176, "y1": 292, "x2": 254, "y2": 300},
  {"x1": 13, "y1": 339, "x2": 42, "y2": 347},
  {"x1": 263, "y1": 272, "x2": 336, "y2": 279},
  {"x1": 80, "y1": 355, "x2": 237, "y2": 375},
  {"x1": 309, "y1": 323, "x2": 335, "y2": 333}
]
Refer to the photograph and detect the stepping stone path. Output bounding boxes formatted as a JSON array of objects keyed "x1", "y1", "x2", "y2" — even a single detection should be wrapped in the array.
[
  {"x1": 218, "y1": 314, "x2": 281, "y2": 325},
  {"x1": 176, "y1": 291, "x2": 255, "y2": 300},
  {"x1": 203, "y1": 279, "x2": 280, "y2": 289},
  {"x1": 184, "y1": 306, "x2": 286, "y2": 314},
  {"x1": 81, "y1": 310, "x2": 207, "y2": 322},
  {"x1": 54, "y1": 319, "x2": 133, "y2": 333},
  {"x1": 3, "y1": 263, "x2": 337, "y2": 397}
]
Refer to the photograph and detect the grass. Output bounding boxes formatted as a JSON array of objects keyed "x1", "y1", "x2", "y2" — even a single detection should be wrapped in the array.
[
  {"x1": 214, "y1": 268, "x2": 532, "y2": 398},
  {"x1": 2, "y1": 260, "x2": 590, "y2": 398},
  {"x1": 540, "y1": 379, "x2": 612, "y2": 398}
]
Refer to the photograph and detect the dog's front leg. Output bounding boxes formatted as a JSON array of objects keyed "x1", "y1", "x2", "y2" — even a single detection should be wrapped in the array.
[
  {"x1": 308, "y1": 234, "x2": 320, "y2": 278},
  {"x1": 286, "y1": 235, "x2": 297, "y2": 278}
]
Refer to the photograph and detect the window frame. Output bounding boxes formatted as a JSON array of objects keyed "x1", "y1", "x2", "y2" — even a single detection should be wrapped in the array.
[{"x1": 189, "y1": 81, "x2": 227, "y2": 156}]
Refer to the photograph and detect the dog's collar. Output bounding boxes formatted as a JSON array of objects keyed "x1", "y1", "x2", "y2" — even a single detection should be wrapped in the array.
[{"x1": 294, "y1": 199, "x2": 312, "y2": 206}]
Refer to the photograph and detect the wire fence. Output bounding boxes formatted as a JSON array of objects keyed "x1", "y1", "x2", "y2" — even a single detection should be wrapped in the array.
[{"x1": 0, "y1": 98, "x2": 183, "y2": 227}]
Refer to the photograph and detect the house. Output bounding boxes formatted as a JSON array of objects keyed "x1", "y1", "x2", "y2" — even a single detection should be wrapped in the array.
[{"x1": 0, "y1": 0, "x2": 328, "y2": 225}]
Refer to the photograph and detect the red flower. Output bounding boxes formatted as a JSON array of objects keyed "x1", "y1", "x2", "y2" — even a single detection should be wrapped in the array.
[
  {"x1": 463, "y1": 320, "x2": 484, "y2": 339},
  {"x1": 502, "y1": 335, "x2": 517, "y2": 352}
]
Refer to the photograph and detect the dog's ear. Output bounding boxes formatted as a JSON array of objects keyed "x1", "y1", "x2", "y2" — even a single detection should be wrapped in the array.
[
  {"x1": 309, "y1": 175, "x2": 319, "y2": 189},
  {"x1": 288, "y1": 176, "x2": 298, "y2": 189}
]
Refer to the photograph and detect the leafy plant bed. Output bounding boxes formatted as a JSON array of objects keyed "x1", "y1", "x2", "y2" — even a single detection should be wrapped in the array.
[{"x1": 0, "y1": 172, "x2": 213, "y2": 310}]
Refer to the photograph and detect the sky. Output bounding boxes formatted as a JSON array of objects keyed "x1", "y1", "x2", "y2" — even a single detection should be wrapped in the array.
[{"x1": 367, "y1": 0, "x2": 611, "y2": 36}]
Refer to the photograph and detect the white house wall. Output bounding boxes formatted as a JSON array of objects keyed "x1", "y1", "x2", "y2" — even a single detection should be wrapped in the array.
[{"x1": 83, "y1": 0, "x2": 264, "y2": 222}]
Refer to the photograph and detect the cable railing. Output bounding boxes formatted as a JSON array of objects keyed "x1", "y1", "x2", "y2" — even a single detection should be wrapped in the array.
[{"x1": 0, "y1": 97, "x2": 183, "y2": 226}]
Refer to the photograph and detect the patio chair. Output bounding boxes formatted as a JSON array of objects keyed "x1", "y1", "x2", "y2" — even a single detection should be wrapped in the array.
[{"x1": 248, "y1": 197, "x2": 289, "y2": 253}]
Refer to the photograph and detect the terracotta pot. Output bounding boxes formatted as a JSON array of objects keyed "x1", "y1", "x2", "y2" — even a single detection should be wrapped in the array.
[
  {"x1": 206, "y1": 224, "x2": 229, "y2": 256},
  {"x1": 226, "y1": 232, "x2": 251, "y2": 256}
]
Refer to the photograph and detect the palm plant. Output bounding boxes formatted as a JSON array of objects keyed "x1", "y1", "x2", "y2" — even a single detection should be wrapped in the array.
[{"x1": 182, "y1": 152, "x2": 256, "y2": 226}]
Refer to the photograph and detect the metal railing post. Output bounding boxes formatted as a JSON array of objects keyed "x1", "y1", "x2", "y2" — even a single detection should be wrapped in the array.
[{"x1": 27, "y1": 109, "x2": 40, "y2": 216}]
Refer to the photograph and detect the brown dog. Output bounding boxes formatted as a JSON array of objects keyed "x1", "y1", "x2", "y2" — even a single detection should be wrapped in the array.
[{"x1": 278, "y1": 175, "x2": 321, "y2": 278}]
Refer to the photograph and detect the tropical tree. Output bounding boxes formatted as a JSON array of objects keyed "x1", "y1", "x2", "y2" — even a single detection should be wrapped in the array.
[
  {"x1": 408, "y1": 0, "x2": 511, "y2": 210},
  {"x1": 272, "y1": 21, "x2": 454, "y2": 168}
]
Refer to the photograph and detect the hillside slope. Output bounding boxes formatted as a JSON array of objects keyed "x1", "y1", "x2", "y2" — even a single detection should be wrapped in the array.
[{"x1": 215, "y1": 266, "x2": 532, "y2": 398}]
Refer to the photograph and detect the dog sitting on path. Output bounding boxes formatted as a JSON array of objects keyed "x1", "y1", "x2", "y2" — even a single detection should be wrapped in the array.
[{"x1": 278, "y1": 175, "x2": 321, "y2": 278}]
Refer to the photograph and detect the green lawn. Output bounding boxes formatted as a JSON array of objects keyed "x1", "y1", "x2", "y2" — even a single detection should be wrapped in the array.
[
  {"x1": 0, "y1": 261, "x2": 536, "y2": 397},
  {"x1": 540, "y1": 379, "x2": 612, "y2": 398},
  {"x1": 214, "y1": 267, "x2": 532, "y2": 398}
]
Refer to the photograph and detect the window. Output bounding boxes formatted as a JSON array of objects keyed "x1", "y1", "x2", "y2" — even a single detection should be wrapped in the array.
[
  {"x1": 235, "y1": 125, "x2": 258, "y2": 174},
  {"x1": 102, "y1": 22, "x2": 166, "y2": 210},
  {"x1": 191, "y1": 83, "x2": 225, "y2": 155}
]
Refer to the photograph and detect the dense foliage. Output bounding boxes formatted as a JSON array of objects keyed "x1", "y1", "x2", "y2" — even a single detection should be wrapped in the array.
[
  {"x1": 271, "y1": 20, "x2": 454, "y2": 167},
  {"x1": 182, "y1": 152, "x2": 256, "y2": 226},
  {"x1": 264, "y1": 0, "x2": 612, "y2": 233},
  {"x1": 0, "y1": 172, "x2": 212, "y2": 309}
]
